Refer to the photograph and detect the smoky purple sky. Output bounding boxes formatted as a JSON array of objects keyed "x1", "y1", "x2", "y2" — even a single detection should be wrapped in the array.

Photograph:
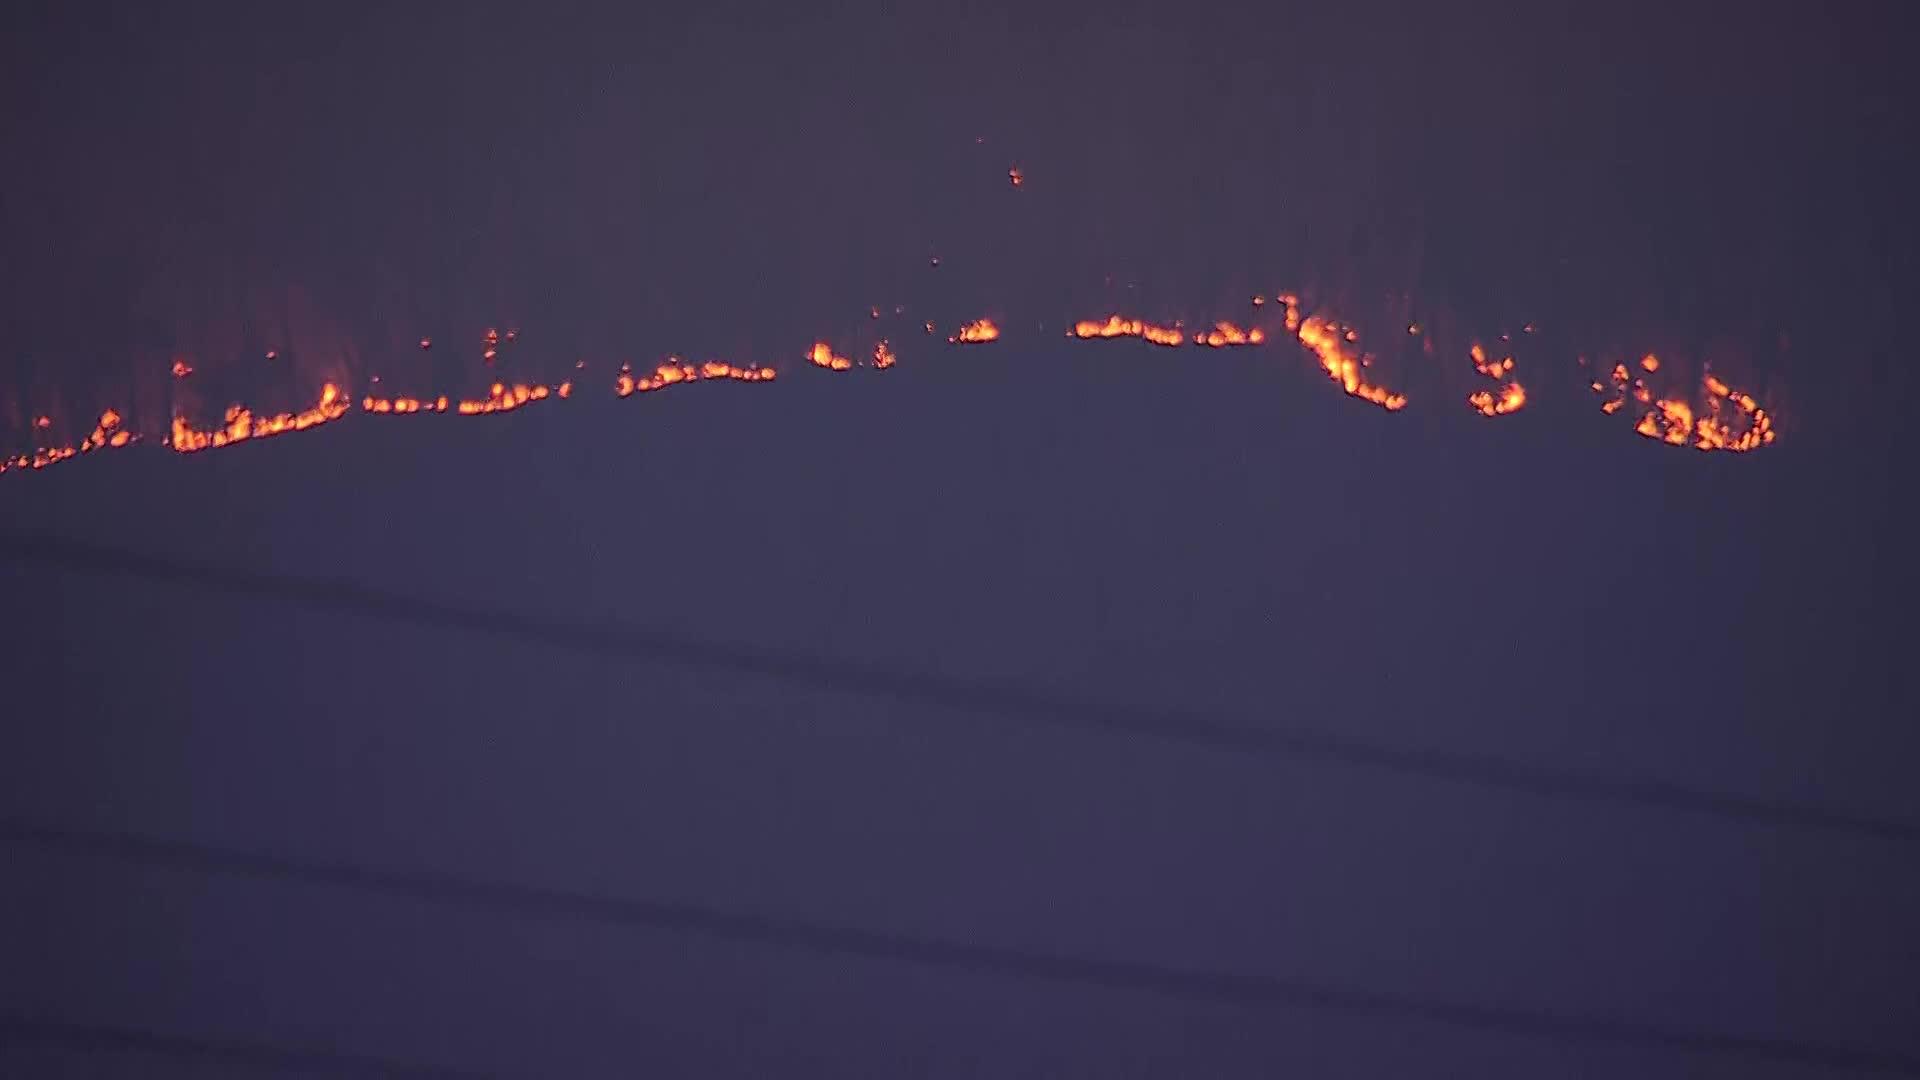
[{"x1": 2, "y1": 2, "x2": 1915, "y2": 1077}]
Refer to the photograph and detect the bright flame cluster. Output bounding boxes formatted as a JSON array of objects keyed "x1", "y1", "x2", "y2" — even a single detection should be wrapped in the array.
[
  {"x1": 1590, "y1": 357, "x2": 1775, "y2": 451},
  {"x1": 808, "y1": 343, "x2": 854, "y2": 371},
  {"x1": 949, "y1": 319, "x2": 1001, "y2": 344},
  {"x1": 0, "y1": 409, "x2": 136, "y2": 474},
  {"x1": 1070, "y1": 315, "x2": 1188, "y2": 347},
  {"x1": 1281, "y1": 295, "x2": 1409, "y2": 412},
  {"x1": 169, "y1": 383, "x2": 350, "y2": 453},
  {"x1": 618, "y1": 360, "x2": 772, "y2": 396},
  {"x1": 1467, "y1": 343, "x2": 1527, "y2": 416},
  {"x1": 453, "y1": 381, "x2": 570, "y2": 415},
  {"x1": 1193, "y1": 321, "x2": 1265, "y2": 348}
]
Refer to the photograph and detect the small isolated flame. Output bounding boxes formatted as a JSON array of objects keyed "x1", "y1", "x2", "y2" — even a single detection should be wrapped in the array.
[
  {"x1": 949, "y1": 319, "x2": 1000, "y2": 344},
  {"x1": 874, "y1": 341, "x2": 898, "y2": 369}
]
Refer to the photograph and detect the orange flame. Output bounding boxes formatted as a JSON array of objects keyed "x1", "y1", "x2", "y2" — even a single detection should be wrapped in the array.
[
  {"x1": 1588, "y1": 355, "x2": 1774, "y2": 452},
  {"x1": 1467, "y1": 342, "x2": 1526, "y2": 416},
  {"x1": 1282, "y1": 296, "x2": 1407, "y2": 412},
  {"x1": 455, "y1": 382, "x2": 553, "y2": 415},
  {"x1": 1193, "y1": 321, "x2": 1265, "y2": 347},
  {"x1": 808, "y1": 342, "x2": 853, "y2": 371},
  {"x1": 362, "y1": 394, "x2": 451, "y2": 414},
  {"x1": 169, "y1": 383, "x2": 348, "y2": 453},
  {"x1": 1070, "y1": 315, "x2": 1186, "y2": 347},
  {"x1": 0, "y1": 408, "x2": 138, "y2": 475},
  {"x1": 950, "y1": 319, "x2": 1000, "y2": 344},
  {"x1": 618, "y1": 359, "x2": 774, "y2": 397},
  {"x1": 7, "y1": 276, "x2": 1792, "y2": 473}
]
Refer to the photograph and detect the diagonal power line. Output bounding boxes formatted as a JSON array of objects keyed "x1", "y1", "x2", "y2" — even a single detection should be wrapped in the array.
[
  {"x1": 4, "y1": 528, "x2": 1917, "y2": 847},
  {"x1": 0, "y1": 1012, "x2": 490, "y2": 1078},
  {"x1": 7, "y1": 817, "x2": 1920, "y2": 1077}
]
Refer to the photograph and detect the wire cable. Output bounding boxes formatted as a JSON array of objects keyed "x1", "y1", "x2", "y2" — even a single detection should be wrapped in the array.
[
  {"x1": 7, "y1": 816, "x2": 1919, "y2": 1077},
  {"x1": 4, "y1": 529, "x2": 1915, "y2": 847},
  {"x1": 0, "y1": 1012, "x2": 489, "y2": 1078}
]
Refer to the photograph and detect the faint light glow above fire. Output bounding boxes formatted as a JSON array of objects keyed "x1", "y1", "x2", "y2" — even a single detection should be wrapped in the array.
[{"x1": 0, "y1": 135, "x2": 1797, "y2": 478}]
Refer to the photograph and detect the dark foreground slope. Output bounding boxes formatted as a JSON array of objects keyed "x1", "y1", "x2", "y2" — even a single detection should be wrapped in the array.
[{"x1": 1, "y1": 343, "x2": 1912, "y2": 1078}]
